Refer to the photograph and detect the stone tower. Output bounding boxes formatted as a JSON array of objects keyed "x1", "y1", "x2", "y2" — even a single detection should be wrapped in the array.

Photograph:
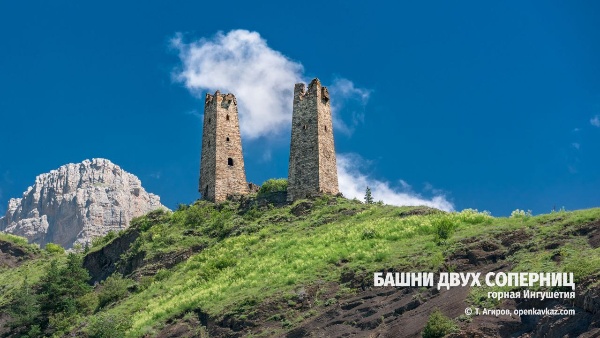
[
  {"x1": 287, "y1": 78, "x2": 339, "y2": 201},
  {"x1": 199, "y1": 91, "x2": 249, "y2": 202}
]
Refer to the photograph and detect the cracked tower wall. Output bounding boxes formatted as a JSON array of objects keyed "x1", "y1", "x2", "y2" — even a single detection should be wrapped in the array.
[
  {"x1": 287, "y1": 78, "x2": 339, "y2": 201},
  {"x1": 199, "y1": 91, "x2": 249, "y2": 202}
]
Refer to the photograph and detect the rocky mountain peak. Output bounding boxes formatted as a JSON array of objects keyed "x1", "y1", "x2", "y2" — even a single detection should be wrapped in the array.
[{"x1": 0, "y1": 158, "x2": 166, "y2": 248}]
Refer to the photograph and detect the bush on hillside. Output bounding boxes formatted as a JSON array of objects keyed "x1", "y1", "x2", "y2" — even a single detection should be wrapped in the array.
[
  {"x1": 45, "y1": 243, "x2": 65, "y2": 254},
  {"x1": 87, "y1": 312, "x2": 131, "y2": 338},
  {"x1": 422, "y1": 309, "x2": 457, "y2": 338},
  {"x1": 510, "y1": 209, "x2": 532, "y2": 218},
  {"x1": 258, "y1": 179, "x2": 288, "y2": 196},
  {"x1": 432, "y1": 217, "x2": 458, "y2": 244},
  {"x1": 97, "y1": 274, "x2": 133, "y2": 309},
  {"x1": 8, "y1": 279, "x2": 40, "y2": 331},
  {"x1": 92, "y1": 230, "x2": 117, "y2": 248}
]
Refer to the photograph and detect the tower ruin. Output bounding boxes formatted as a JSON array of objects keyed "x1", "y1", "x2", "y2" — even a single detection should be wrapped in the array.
[
  {"x1": 287, "y1": 78, "x2": 339, "y2": 201},
  {"x1": 199, "y1": 91, "x2": 249, "y2": 202}
]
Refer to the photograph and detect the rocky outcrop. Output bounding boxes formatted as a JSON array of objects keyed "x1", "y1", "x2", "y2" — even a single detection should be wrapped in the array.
[
  {"x1": 83, "y1": 226, "x2": 142, "y2": 284},
  {"x1": 83, "y1": 209, "x2": 203, "y2": 284},
  {"x1": 0, "y1": 239, "x2": 36, "y2": 268},
  {"x1": 0, "y1": 158, "x2": 166, "y2": 249}
]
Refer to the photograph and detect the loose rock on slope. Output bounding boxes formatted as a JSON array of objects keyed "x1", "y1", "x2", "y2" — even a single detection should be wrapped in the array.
[{"x1": 0, "y1": 158, "x2": 166, "y2": 249}]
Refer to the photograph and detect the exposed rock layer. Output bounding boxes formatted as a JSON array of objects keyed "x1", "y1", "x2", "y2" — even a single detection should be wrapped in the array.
[{"x1": 0, "y1": 158, "x2": 165, "y2": 248}]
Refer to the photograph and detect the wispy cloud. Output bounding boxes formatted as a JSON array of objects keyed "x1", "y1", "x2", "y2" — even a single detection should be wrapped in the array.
[
  {"x1": 329, "y1": 78, "x2": 371, "y2": 135},
  {"x1": 185, "y1": 109, "x2": 202, "y2": 120},
  {"x1": 171, "y1": 29, "x2": 370, "y2": 140},
  {"x1": 149, "y1": 172, "x2": 162, "y2": 179},
  {"x1": 591, "y1": 115, "x2": 600, "y2": 127},
  {"x1": 337, "y1": 153, "x2": 454, "y2": 211},
  {"x1": 171, "y1": 30, "x2": 452, "y2": 209},
  {"x1": 571, "y1": 142, "x2": 580, "y2": 150}
]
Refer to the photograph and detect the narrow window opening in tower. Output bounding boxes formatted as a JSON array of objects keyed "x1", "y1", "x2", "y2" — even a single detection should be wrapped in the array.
[
  {"x1": 303, "y1": 125, "x2": 307, "y2": 130},
  {"x1": 204, "y1": 185, "x2": 208, "y2": 198},
  {"x1": 208, "y1": 140, "x2": 211, "y2": 146},
  {"x1": 226, "y1": 137, "x2": 230, "y2": 142},
  {"x1": 208, "y1": 118, "x2": 211, "y2": 124},
  {"x1": 228, "y1": 158, "x2": 234, "y2": 166},
  {"x1": 324, "y1": 126, "x2": 328, "y2": 131},
  {"x1": 226, "y1": 115, "x2": 230, "y2": 121}
]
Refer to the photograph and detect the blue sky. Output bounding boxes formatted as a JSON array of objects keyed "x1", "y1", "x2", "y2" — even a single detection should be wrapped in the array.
[{"x1": 1, "y1": 1, "x2": 599, "y2": 216}]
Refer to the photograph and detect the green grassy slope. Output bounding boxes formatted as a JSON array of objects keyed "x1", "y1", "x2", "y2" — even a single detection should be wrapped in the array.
[
  {"x1": 1, "y1": 196, "x2": 600, "y2": 337},
  {"x1": 0, "y1": 234, "x2": 55, "y2": 308}
]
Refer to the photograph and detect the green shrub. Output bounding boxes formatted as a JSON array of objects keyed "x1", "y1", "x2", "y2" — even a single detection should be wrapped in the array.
[
  {"x1": 243, "y1": 206, "x2": 262, "y2": 221},
  {"x1": 457, "y1": 209, "x2": 492, "y2": 224},
  {"x1": 154, "y1": 269, "x2": 172, "y2": 281},
  {"x1": 77, "y1": 292, "x2": 99, "y2": 315},
  {"x1": 48, "y1": 312, "x2": 74, "y2": 336},
  {"x1": 39, "y1": 254, "x2": 92, "y2": 316},
  {"x1": 25, "y1": 325, "x2": 42, "y2": 338},
  {"x1": 433, "y1": 217, "x2": 458, "y2": 244},
  {"x1": 510, "y1": 209, "x2": 532, "y2": 218},
  {"x1": 92, "y1": 230, "x2": 117, "y2": 248},
  {"x1": 258, "y1": 178, "x2": 288, "y2": 195},
  {"x1": 45, "y1": 243, "x2": 65, "y2": 254},
  {"x1": 8, "y1": 254, "x2": 93, "y2": 334},
  {"x1": 97, "y1": 274, "x2": 133, "y2": 309},
  {"x1": 8, "y1": 279, "x2": 40, "y2": 330},
  {"x1": 130, "y1": 212, "x2": 165, "y2": 232},
  {"x1": 361, "y1": 228, "x2": 377, "y2": 240},
  {"x1": 422, "y1": 309, "x2": 457, "y2": 338},
  {"x1": 138, "y1": 276, "x2": 154, "y2": 291},
  {"x1": 87, "y1": 312, "x2": 131, "y2": 338}
]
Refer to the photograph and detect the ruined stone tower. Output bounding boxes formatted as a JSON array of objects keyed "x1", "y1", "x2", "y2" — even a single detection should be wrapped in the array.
[
  {"x1": 287, "y1": 78, "x2": 339, "y2": 201},
  {"x1": 199, "y1": 91, "x2": 249, "y2": 202}
]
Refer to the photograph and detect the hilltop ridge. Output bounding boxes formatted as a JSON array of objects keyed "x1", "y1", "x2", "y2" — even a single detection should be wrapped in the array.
[{"x1": 0, "y1": 196, "x2": 599, "y2": 337}]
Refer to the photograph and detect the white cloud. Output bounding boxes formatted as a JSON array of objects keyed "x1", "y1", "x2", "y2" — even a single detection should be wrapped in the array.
[
  {"x1": 172, "y1": 30, "x2": 453, "y2": 210},
  {"x1": 337, "y1": 153, "x2": 454, "y2": 211},
  {"x1": 329, "y1": 78, "x2": 371, "y2": 135},
  {"x1": 171, "y1": 29, "x2": 369, "y2": 140},
  {"x1": 149, "y1": 172, "x2": 162, "y2": 179},
  {"x1": 261, "y1": 149, "x2": 272, "y2": 162},
  {"x1": 572, "y1": 142, "x2": 580, "y2": 150},
  {"x1": 185, "y1": 109, "x2": 202, "y2": 120},
  {"x1": 591, "y1": 115, "x2": 600, "y2": 127}
]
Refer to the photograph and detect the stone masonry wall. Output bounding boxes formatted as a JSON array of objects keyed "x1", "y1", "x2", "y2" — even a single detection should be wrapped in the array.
[
  {"x1": 287, "y1": 78, "x2": 339, "y2": 201},
  {"x1": 199, "y1": 91, "x2": 249, "y2": 202}
]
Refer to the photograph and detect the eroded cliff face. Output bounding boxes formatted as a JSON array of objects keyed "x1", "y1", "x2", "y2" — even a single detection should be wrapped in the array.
[{"x1": 0, "y1": 159, "x2": 166, "y2": 248}]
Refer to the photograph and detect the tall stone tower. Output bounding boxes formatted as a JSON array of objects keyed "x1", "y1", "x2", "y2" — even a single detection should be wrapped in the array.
[
  {"x1": 287, "y1": 78, "x2": 339, "y2": 201},
  {"x1": 199, "y1": 91, "x2": 249, "y2": 202}
]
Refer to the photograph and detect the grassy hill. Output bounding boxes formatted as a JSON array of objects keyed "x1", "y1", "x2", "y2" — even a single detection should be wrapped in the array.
[{"x1": 1, "y1": 195, "x2": 599, "y2": 337}]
